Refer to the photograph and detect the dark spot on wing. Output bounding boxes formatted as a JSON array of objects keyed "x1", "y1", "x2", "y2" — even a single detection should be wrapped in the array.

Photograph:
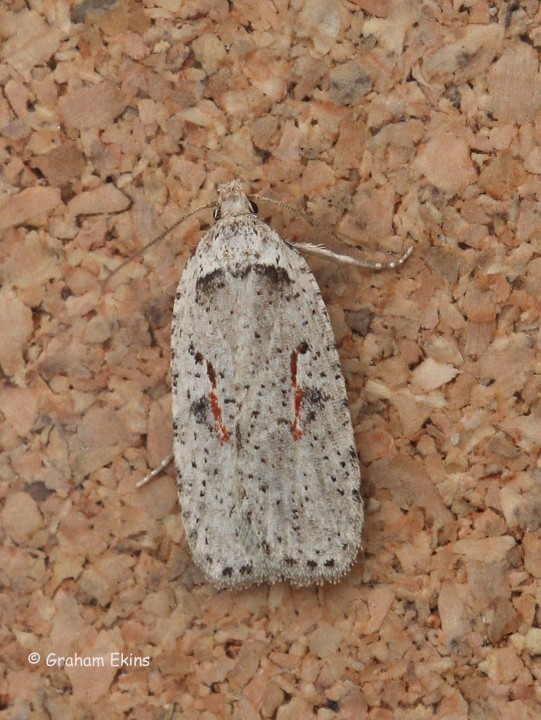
[
  {"x1": 230, "y1": 263, "x2": 291, "y2": 285},
  {"x1": 190, "y1": 397, "x2": 210, "y2": 425},
  {"x1": 303, "y1": 387, "x2": 331, "y2": 422},
  {"x1": 253, "y1": 263, "x2": 291, "y2": 285},
  {"x1": 196, "y1": 268, "x2": 226, "y2": 302}
]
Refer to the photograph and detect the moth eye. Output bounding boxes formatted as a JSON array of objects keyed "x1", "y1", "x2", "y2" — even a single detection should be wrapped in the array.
[
  {"x1": 248, "y1": 200, "x2": 258, "y2": 215},
  {"x1": 213, "y1": 207, "x2": 221, "y2": 221}
]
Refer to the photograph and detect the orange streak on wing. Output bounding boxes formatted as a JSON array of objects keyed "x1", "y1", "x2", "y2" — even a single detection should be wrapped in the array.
[
  {"x1": 290, "y1": 342, "x2": 308, "y2": 441},
  {"x1": 206, "y1": 360, "x2": 230, "y2": 444}
]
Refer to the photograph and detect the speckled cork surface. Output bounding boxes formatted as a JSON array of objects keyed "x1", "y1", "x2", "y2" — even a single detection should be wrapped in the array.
[{"x1": 1, "y1": 1, "x2": 541, "y2": 718}]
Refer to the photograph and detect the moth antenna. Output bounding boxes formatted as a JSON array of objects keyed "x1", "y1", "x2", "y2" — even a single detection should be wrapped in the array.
[
  {"x1": 136, "y1": 452, "x2": 173, "y2": 488},
  {"x1": 295, "y1": 242, "x2": 413, "y2": 270},
  {"x1": 102, "y1": 201, "x2": 216, "y2": 291},
  {"x1": 249, "y1": 193, "x2": 413, "y2": 270},
  {"x1": 249, "y1": 193, "x2": 301, "y2": 217}
]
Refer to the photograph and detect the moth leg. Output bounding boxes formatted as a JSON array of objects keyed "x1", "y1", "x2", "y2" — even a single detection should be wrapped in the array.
[
  {"x1": 295, "y1": 242, "x2": 413, "y2": 270},
  {"x1": 136, "y1": 451, "x2": 174, "y2": 488}
]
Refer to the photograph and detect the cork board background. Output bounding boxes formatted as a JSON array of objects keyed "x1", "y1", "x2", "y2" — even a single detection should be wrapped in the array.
[{"x1": 1, "y1": 0, "x2": 541, "y2": 718}]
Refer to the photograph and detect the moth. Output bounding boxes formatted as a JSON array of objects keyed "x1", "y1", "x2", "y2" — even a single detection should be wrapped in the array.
[{"x1": 136, "y1": 180, "x2": 411, "y2": 588}]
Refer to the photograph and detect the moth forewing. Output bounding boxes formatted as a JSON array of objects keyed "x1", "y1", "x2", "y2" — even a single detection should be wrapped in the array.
[{"x1": 170, "y1": 181, "x2": 363, "y2": 588}]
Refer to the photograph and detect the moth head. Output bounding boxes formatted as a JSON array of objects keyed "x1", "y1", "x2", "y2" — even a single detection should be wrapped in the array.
[{"x1": 215, "y1": 180, "x2": 257, "y2": 220}]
